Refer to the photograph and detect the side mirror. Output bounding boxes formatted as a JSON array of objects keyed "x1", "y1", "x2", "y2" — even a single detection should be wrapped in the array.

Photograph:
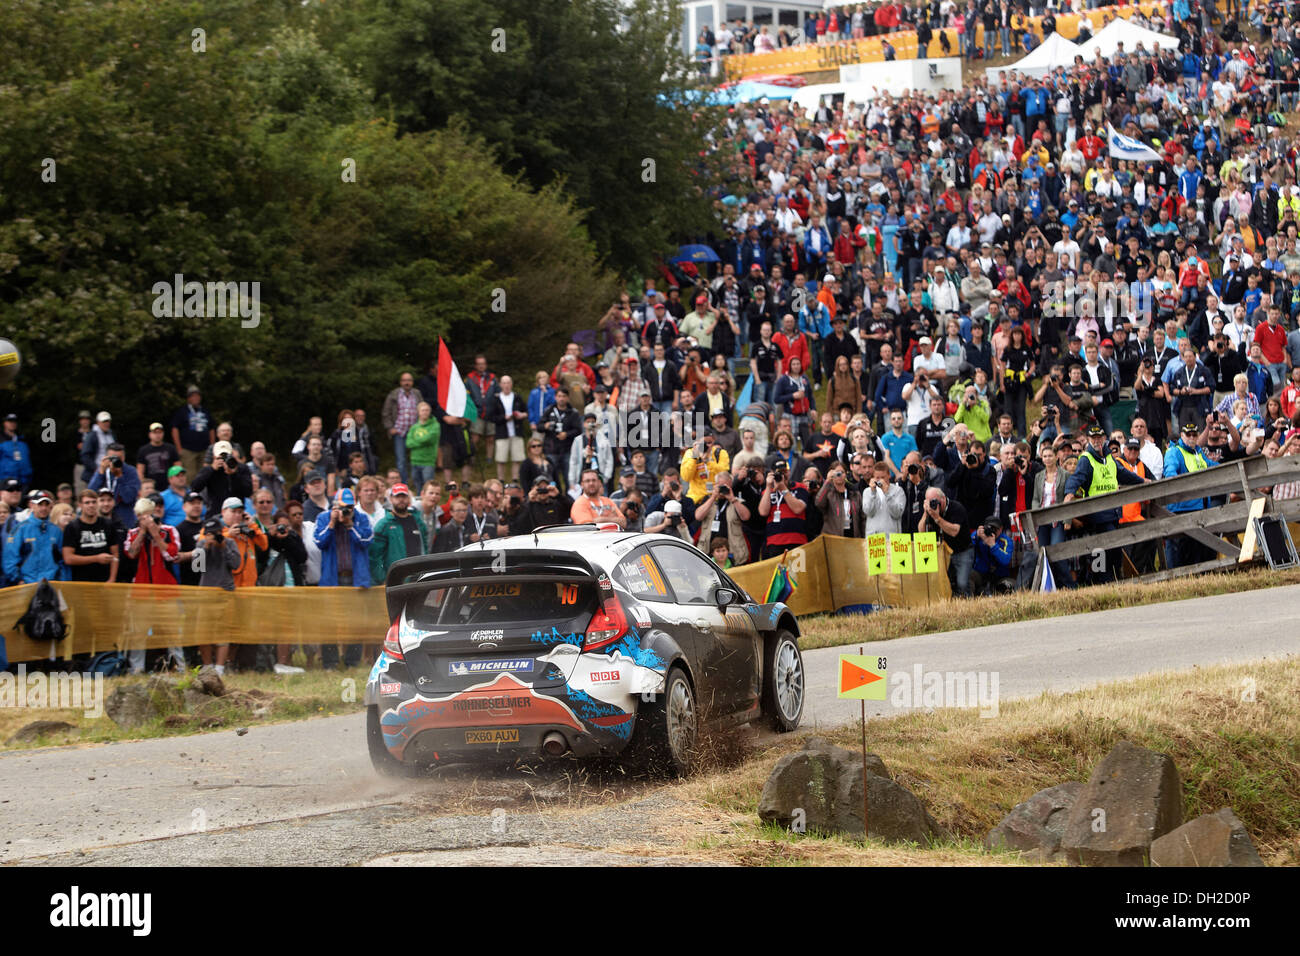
[{"x1": 715, "y1": 586, "x2": 738, "y2": 608}]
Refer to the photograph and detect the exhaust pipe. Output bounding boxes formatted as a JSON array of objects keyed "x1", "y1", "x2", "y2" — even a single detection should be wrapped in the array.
[{"x1": 541, "y1": 732, "x2": 568, "y2": 757}]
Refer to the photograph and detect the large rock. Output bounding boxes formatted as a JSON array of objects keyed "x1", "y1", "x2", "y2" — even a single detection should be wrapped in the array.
[
  {"x1": 1151, "y1": 809, "x2": 1265, "y2": 868},
  {"x1": 6, "y1": 719, "x2": 77, "y2": 744},
  {"x1": 758, "y1": 738, "x2": 943, "y2": 845},
  {"x1": 104, "y1": 684, "x2": 159, "y2": 729},
  {"x1": 1060, "y1": 741, "x2": 1183, "y2": 866},
  {"x1": 104, "y1": 678, "x2": 183, "y2": 729},
  {"x1": 985, "y1": 781, "x2": 1083, "y2": 861},
  {"x1": 191, "y1": 666, "x2": 226, "y2": 697}
]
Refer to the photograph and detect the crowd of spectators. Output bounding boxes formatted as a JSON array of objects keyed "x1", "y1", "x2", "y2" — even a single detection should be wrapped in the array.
[{"x1": 5, "y1": 2, "x2": 1300, "y2": 674}]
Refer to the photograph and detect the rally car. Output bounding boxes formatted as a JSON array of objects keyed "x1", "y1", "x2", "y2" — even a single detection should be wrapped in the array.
[{"x1": 365, "y1": 525, "x2": 805, "y2": 776}]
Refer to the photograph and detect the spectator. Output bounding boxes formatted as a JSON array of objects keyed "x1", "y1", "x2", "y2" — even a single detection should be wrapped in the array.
[
  {"x1": 862, "y1": 462, "x2": 905, "y2": 534},
  {"x1": 191, "y1": 440, "x2": 253, "y2": 512},
  {"x1": 87, "y1": 443, "x2": 141, "y2": 529},
  {"x1": 487, "y1": 375, "x2": 529, "y2": 481},
  {"x1": 123, "y1": 495, "x2": 184, "y2": 672},
  {"x1": 135, "y1": 421, "x2": 180, "y2": 490},
  {"x1": 369, "y1": 483, "x2": 428, "y2": 584},
  {"x1": 80, "y1": 411, "x2": 117, "y2": 487},
  {"x1": 170, "y1": 386, "x2": 214, "y2": 479},
  {"x1": 62, "y1": 488, "x2": 120, "y2": 583},
  {"x1": 756, "y1": 459, "x2": 809, "y2": 559},
  {"x1": 314, "y1": 488, "x2": 373, "y2": 669},
  {"x1": 4, "y1": 489, "x2": 62, "y2": 584},
  {"x1": 570, "y1": 468, "x2": 627, "y2": 526},
  {"x1": 918, "y1": 487, "x2": 973, "y2": 597},
  {"x1": 693, "y1": 469, "x2": 751, "y2": 561},
  {"x1": 0, "y1": 414, "x2": 33, "y2": 489},
  {"x1": 381, "y1": 371, "x2": 422, "y2": 484}
]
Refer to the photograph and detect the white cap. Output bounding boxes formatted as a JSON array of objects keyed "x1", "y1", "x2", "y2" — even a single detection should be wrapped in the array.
[
  {"x1": 221, "y1": 496, "x2": 245, "y2": 511},
  {"x1": 133, "y1": 498, "x2": 156, "y2": 517},
  {"x1": 664, "y1": 499, "x2": 683, "y2": 514},
  {"x1": 96, "y1": 411, "x2": 112, "y2": 423},
  {"x1": 212, "y1": 440, "x2": 234, "y2": 457}
]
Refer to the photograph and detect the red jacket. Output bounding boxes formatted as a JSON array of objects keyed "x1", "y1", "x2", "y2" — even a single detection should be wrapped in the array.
[
  {"x1": 125, "y1": 524, "x2": 180, "y2": 583},
  {"x1": 773, "y1": 331, "x2": 813, "y2": 376}
]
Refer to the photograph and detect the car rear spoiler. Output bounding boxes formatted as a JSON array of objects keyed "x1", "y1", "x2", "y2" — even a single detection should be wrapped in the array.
[{"x1": 383, "y1": 549, "x2": 599, "y2": 622}]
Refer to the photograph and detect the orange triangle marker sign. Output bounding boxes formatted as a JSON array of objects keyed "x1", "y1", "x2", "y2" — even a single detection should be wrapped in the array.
[{"x1": 840, "y1": 658, "x2": 882, "y2": 694}]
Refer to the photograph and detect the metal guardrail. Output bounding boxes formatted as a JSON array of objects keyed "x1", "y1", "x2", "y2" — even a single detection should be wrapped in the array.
[{"x1": 1020, "y1": 454, "x2": 1300, "y2": 585}]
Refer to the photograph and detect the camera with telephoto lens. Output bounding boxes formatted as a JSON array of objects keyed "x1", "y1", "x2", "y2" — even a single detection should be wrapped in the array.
[
  {"x1": 668, "y1": 513, "x2": 682, "y2": 526},
  {"x1": 965, "y1": 452, "x2": 978, "y2": 466},
  {"x1": 202, "y1": 517, "x2": 225, "y2": 540},
  {"x1": 339, "y1": 505, "x2": 354, "y2": 519},
  {"x1": 669, "y1": 481, "x2": 680, "y2": 494},
  {"x1": 108, "y1": 455, "x2": 123, "y2": 470},
  {"x1": 907, "y1": 463, "x2": 920, "y2": 476},
  {"x1": 276, "y1": 523, "x2": 289, "y2": 535},
  {"x1": 622, "y1": 501, "x2": 641, "y2": 518}
]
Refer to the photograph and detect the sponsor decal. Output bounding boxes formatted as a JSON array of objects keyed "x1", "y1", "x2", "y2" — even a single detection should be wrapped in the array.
[
  {"x1": 590, "y1": 670, "x2": 621, "y2": 683},
  {"x1": 470, "y1": 628, "x2": 504, "y2": 643},
  {"x1": 379, "y1": 682, "x2": 403, "y2": 696},
  {"x1": 465, "y1": 729, "x2": 520, "y2": 744},
  {"x1": 452, "y1": 695, "x2": 532, "y2": 716},
  {"x1": 468, "y1": 583, "x2": 520, "y2": 598},
  {"x1": 417, "y1": 675, "x2": 433, "y2": 685},
  {"x1": 630, "y1": 604, "x2": 652, "y2": 628},
  {"x1": 449, "y1": 658, "x2": 534, "y2": 676}
]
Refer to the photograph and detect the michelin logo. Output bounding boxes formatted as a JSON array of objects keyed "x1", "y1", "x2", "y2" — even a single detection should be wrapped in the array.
[{"x1": 449, "y1": 658, "x2": 534, "y2": 676}]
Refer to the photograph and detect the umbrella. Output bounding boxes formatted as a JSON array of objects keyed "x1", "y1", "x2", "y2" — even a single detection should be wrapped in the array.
[{"x1": 668, "y1": 244, "x2": 721, "y2": 264}]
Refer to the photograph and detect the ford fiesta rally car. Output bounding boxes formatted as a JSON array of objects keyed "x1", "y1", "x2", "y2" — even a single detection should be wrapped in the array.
[{"x1": 366, "y1": 525, "x2": 805, "y2": 775}]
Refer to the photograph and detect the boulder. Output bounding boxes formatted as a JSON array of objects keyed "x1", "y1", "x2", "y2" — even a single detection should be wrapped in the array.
[
  {"x1": 985, "y1": 781, "x2": 1082, "y2": 861},
  {"x1": 104, "y1": 684, "x2": 160, "y2": 729},
  {"x1": 1151, "y1": 809, "x2": 1265, "y2": 868},
  {"x1": 758, "y1": 738, "x2": 942, "y2": 845},
  {"x1": 191, "y1": 666, "x2": 226, "y2": 697},
  {"x1": 1060, "y1": 741, "x2": 1183, "y2": 867},
  {"x1": 6, "y1": 719, "x2": 77, "y2": 744}
]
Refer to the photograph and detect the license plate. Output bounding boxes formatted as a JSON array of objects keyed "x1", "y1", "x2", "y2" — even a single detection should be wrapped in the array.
[{"x1": 464, "y1": 729, "x2": 519, "y2": 745}]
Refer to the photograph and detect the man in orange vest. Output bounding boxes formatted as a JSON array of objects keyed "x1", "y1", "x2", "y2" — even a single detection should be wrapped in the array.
[{"x1": 1117, "y1": 437, "x2": 1156, "y2": 573}]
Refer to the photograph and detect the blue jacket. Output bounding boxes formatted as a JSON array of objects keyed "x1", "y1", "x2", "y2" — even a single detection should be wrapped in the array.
[
  {"x1": 528, "y1": 385, "x2": 556, "y2": 426},
  {"x1": 1162, "y1": 439, "x2": 1215, "y2": 512},
  {"x1": 875, "y1": 370, "x2": 913, "y2": 412},
  {"x1": 87, "y1": 467, "x2": 141, "y2": 528},
  {"x1": 314, "y1": 510, "x2": 374, "y2": 587},
  {"x1": 1246, "y1": 362, "x2": 1271, "y2": 407},
  {"x1": 973, "y1": 530, "x2": 1014, "y2": 577},
  {"x1": 4, "y1": 516, "x2": 64, "y2": 584},
  {"x1": 797, "y1": 301, "x2": 832, "y2": 339},
  {"x1": 0, "y1": 434, "x2": 33, "y2": 486}
]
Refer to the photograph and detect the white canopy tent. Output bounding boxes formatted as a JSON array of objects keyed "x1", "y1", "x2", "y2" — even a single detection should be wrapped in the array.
[
  {"x1": 984, "y1": 31, "x2": 1081, "y2": 84},
  {"x1": 1075, "y1": 18, "x2": 1180, "y2": 59}
]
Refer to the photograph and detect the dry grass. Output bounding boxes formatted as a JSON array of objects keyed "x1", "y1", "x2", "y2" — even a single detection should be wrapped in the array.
[
  {"x1": 797, "y1": 566, "x2": 1300, "y2": 650},
  {"x1": 655, "y1": 658, "x2": 1299, "y2": 865},
  {"x1": 0, "y1": 665, "x2": 370, "y2": 750}
]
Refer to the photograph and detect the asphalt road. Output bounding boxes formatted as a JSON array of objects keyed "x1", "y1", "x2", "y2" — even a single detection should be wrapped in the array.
[{"x1": 3, "y1": 585, "x2": 1297, "y2": 865}]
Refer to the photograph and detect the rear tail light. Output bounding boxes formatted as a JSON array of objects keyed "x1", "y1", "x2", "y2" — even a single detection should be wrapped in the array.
[
  {"x1": 583, "y1": 574, "x2": 628, "y2": 652},
  {"x1": 383, "y1": 621, "x2": 404, "y2": 661}
]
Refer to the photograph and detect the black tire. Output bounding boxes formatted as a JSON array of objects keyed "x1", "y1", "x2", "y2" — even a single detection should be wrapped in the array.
[
  {"x1": 367, "y1": 705, "x2": 424, "y2": 777},
  {"x1": 627, "y1": 665, "x2": 698, "y2": 776},
  {"x1": 762, "y1": 629, "x2": 804, "y2": 732}
]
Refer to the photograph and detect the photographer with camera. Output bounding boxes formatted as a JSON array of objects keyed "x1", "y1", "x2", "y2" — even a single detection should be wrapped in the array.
[
  {"x1": 693, "y1": 469, "x2": 751, "y2": 562},
  {"x1": 644, "y1": 471, "x2": 694, "y2": 534},
  {"x1": 972, "y1": 518, "x2": 1016, "y2": 595},
  {"x1": 567, "y1": 412, "x2": 614, "y2": 493},
  {"x1": 995, "y1": 442, "x2": 1039, "y2": 530},
  {"x1": 815, "y1": 460, "x2": 862, "y2": 539},
  {"x1": 191, "y1": 440, "x2": 253, "y2": 513},
  {"x1": 313, "y1": 488, "x2": 374, "y2": 670},
  {"x1": 680, "y1": 429, "x2": 731, "y2": 504},
  {"x1": 1063, "y1": 424, "x2": 1149, "y2": 581},
  {"x1": 953, "y1": 384, "x2": 992, "y2": 443},
  {"x1": 87, "y1": 442, "x2": 141, "y2": 529},
  {"x1": 945, "y1": 433, "x2": 998, "y2": 526},
  {"x1": 918, "y1": 487, "x2": 974, "y2": 596},
  {"x1": 539, "y1": 389, "x2": 582, "y2": 494},
  {"x1": 518, "y1": 475, "x2": 572, "y2": 530},
  {"x1": 756, "y1": 457, "x2": 809, "y2": 559},
  {"x1": 861, "y1": 460, "x2": 905, "y2": 534}
]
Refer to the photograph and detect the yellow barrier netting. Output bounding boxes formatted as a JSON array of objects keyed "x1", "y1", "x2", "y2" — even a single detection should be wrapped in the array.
[
  {"x1": 727, "y1": 533, "x2": 951, "y2": 615},
  {"x1": 724, "y1": 4, "x2": 1171, "y2": 80},
  {"x1": 1, "y1": 582, "x2": 388, "y2": 663},
  {"x1": 1, "y1": 536, "x2": 952, "y2": 661}
]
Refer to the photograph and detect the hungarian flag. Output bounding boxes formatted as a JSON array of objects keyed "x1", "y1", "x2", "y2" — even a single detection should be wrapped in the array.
[
  {"x1": 764, "y1": 557, "x2": 798, "y2": 604},
  {"x1": 437, "y1": 338, "x2": 478, "y2": 422}
]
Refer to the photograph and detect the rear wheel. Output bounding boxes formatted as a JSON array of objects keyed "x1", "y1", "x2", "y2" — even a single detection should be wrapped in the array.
[
  {"x1": 628, "y1": 665, "x2": 697, "y2": 776},
  {"x1": 762, "y1": 630, "x2": 804, "y2": 732},
  {"x1": 367, "y1": 706, "x2": 424, "y2": 777}
]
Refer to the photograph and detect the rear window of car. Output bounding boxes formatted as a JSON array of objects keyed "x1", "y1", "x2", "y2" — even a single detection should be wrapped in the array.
[{"x1": 406, "y1": 580, "x2": 593, "y2": 628}]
